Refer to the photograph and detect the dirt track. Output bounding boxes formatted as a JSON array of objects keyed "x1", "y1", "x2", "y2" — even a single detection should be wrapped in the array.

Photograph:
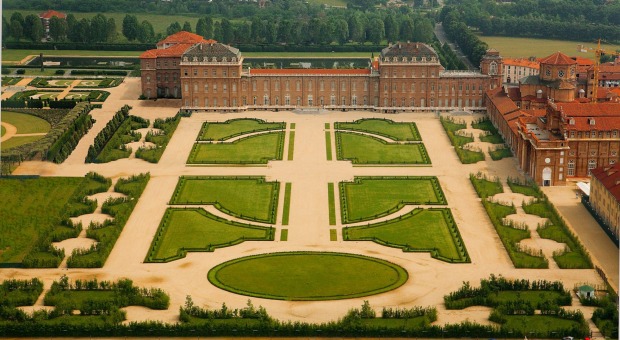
[{"x1": 4, "y1": 78, "x2": 615, "y2": 327}]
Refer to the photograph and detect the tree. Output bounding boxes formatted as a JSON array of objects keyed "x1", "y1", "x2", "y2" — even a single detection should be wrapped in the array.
[
  {"x1": 205, "y1": 17, "x2": 214, "y2": 39},
  {"x1": 333, "y1": 18, "x2": 349, "y2": 45},
  {"x1": 49, "y1": 16, "x2": 68, "y2": 41},
  {"x1": 137, "y1": 20, "x2": 154, "y2": 43},
  {"x1": 367, "y1": 18, "x2": 385, "y2": 45},
  {"x1": 213, "y1": 22, "x2": 223, "y2": 41},
  {"x1": 413, "y1": 18, "x2": 433, "y2": 43},
  {"x1": 2, "y1": 17, "x2": 8, "y2": 40},
  {"x1": 106, "y1": 18, "x2": 117, "y2": 42},
  {"x1": 166, "y1": 22, "x2": 182, "y2": 36},
  {"x1": 182, "y1": 21, "x2": 192, "y2": 32},
  {"x1": 66, "y1": 14, "x2": 78, "y2": 42},
  {"x1": 23, "y1": 14, "x2": 43, "y2": 42},
  {"x1": 122, "y1": 15, "x2": 139, "y2": 41},
  {"x1": 195, "y1": 18, "x2": 208, "y2": 38},
  {"x1": 384, "y1": 14, "x2": 398, "y2": 43},
  {"x1": 399, "y1": 17, "x2": 415, "y2": 42},
  {"x1": 90, "y1": 14, "x2": 108, "y2": 43},
  {"x1": 74, "y1": 18, "x2": 90, "y2": 43},
  {"x1": 9, "y1": 12, "x2": 24, "y2": 29},
  {"x1": 220, "y1": 18, "x2": 233, "y2": 43},
  {"x1": 348, "y1": 14, "x2": 364, "y2": 43},
  {"x1": 9, "y1": 19, "x2": 23, "y2": 40}
]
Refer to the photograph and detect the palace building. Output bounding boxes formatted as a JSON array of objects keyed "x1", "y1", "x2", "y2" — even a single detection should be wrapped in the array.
[
  {"x1": 486, "y1": 50, "x2": 620, "y2": 186},
  {"x1": 140, "y1": 31, "x2": 502, "y2": 112}
]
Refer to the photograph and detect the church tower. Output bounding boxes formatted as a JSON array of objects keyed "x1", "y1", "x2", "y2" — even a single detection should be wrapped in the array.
[{"x1": 480, "y1": 49, "x2": 503, "y2": 89}]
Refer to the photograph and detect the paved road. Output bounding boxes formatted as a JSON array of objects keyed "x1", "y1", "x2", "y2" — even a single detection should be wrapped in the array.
[{"x1": 434, "y1": 22, "x2": 477, "y2": 71}]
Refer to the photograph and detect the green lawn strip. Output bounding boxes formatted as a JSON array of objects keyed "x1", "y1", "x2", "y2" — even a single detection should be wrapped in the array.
[
  {"x1": 500, "y1": 315, "x2": 588, "y2": 337},
  {"x1": 1, "y1": 135, "x2": 46, "y2": 150},
  {"x1": 344, "y1": 208, "x2": 469, "y2": 263},
  {"x1": 1, "y1": 49, "x2": 142, "y2": 62},
  {"x1": 480, "y1": 133, "x2": 505, "y2": 144},
  {"x1": 0, "y1": 174, "x2": 109, "y2": 266},
  {"x1": 480, "y1": 200, "x2": 548, "y2": 268},
  {"x1": 188, "y1": 132, "x2": 284, "y2": 164},
  {"x1": 340, "y1": 176, "x2": 446, "y2": 223},
  {"x1": 287, "y1": 131, "x2": 295, "y2": 160},
  {"x1": 67, "y1": 174, "x2": 149, "y2": 268},
  {"x1": 335, "y1": 118, "x2": 421, "y2": 141},
  {"x1": 325, "y1": 131, "x2": 333, "y2": 160},
  {"x1": 290, "y1": 123, "x2": 296, "y2": 130},
  {"x1": 440, "y1": 116, "x2": 484, "y2": 164},
  {"x1": 170, "y1": 176, "x2": 279, "y2": 224},
  {"x1": 325, "y1": 122, "x2": 330, "y2": 130},
  {"x1": 489, "y1": 147, "x2": 513, "y2": 161},
  {"x1": 280, "y1": 229, "x2": 288, "y2": 241},
  {"x1": 336, "y1": 132, "x2": 430, "y2": 165},
  {"x1": 1, "y1": 125, "x2": 5, "y2": 137},
  {"x1": 327, "y1": 183, "x2": 337, "y2": 225},
  {"x1": 469, "y1": 173, "x2": 503, "y2": 199},
  {"x1": 198, "y1": 118, "x2": 285, "y2": 141},
  {"x1": 146, "y1": 208, "x2": 274, "y2": 262},
  {"x1": 136, "y1": 114, "x2": 182, "y2": 163},
  {"x1": 1, "y1": 111, "x2": 51, "y2": 134},
  {"x1": 330, "y1": 229, "x2": 337, "y2": 241},
  {"x1": 523, "y1": 200, "x2": 592, "y2": 269},
  {"x1": 207, "y1": 252, "x2": 408, "y2": 300},
  {"x1": 281, "y1": 183, "x2": 292, "y2": 226}
]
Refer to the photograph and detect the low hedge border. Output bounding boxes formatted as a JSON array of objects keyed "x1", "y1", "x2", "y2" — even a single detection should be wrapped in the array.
[
  {"x1": 187, "y1": 131, "x2": 284, "y2": 165},
  {"x1": 335, "y1": 131, "x2": 431, "y2": 165},
  {"x1": 197, "y1": 118, "x2": 286, "y2": 141},
  {"x1": 334, "y1": 118, "x2": 422, "y2": 141}
]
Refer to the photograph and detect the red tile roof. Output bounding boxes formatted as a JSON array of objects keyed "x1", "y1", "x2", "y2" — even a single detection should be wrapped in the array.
[
  {"x1": 250, "y1": 69, "x2": 371, "y2": 75},
  {"x1": 539, "y1": 52, "x2": 577, "y2": 65},
  {"x1": 39, "y1": 10, "x2": 66, "y2": 19},
  {"x1": 572, "y1": 56, "x2": 594, "y2": 66},
  {"x1": 156, "y1": 31, "x2": 206, "y2": 47},
  {"x1": 140, "y1": 44, "x2": 193, "y2": 59},
  {"x1": 566, "y1": 116, "x2": 620, "y2": 131},
  {"x1": 487, "y1": 87, "x2": 520, "y2": 114},
  {"x1": 503, "y1": 58, "x2": 540, "y2": 69},
  {"x1": 591, "y1": 164, "x2": 620, "y2": 202},
  {"x1": 554, "y1": 102, "x2": 620, "y2": 117}
]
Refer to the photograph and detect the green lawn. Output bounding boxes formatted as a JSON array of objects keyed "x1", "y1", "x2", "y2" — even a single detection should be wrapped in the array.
[
  {"x1": 477, "y1": 35, "x2": 619, "y2": 59},
  {"x1": 488, "y1": 291, "x2": 570, "y2": 306},
  {"x1": 147, "y1": 209, "x2": 273, "y2": 262},
  {"x1": 198, "y1": 118, "x2": 285, "y2": 141},
  {"x1": 345, "y1": 209, "x2": 468, "y2": 262},
  {"x1": 501, "y1": 315, "x2": 586, "y2": 336},
  {"x1": 207, "y1": 252, "x2": 408, "y2": 300},
  {"x1": 1, "y1": 111, "x2": 50, "y2": 134},
  {"x1": 507, "y1": 180, "x2": 542, "y2": 198},
  {"x1": 335, "y1": 118, "x2": 421, "y2": 141},
  {"x1": 287, "y1": 131, "x2": 295, "y2": 160},
  {"x1": 328, "y1": 183, "x2": 337, "y2": 225},
  {"x1": 63, "y1": 92, "x2": 90, "y2": 100},
  {"x1": 281, "y1": 183, "x2": 292, "y2": 226},
  {"x1": 188, "y1": 132, "x2": 284, "y2": 164},
  {"x1": 170, "y1": 176, "x2": 279, "y2": 224},
  {"x1": 280, "y1": 229, "x2": 288, "y2": 241},
  {"x1": 340, "y1": 177, "x2": 446, "y2": 223},
  {"x1": 0, "y1": 135, "x2": 46, "y2": 150},
  {"x1": 306, "y1": 0, "x2": 347, "y2": 7},
  {"x1": 35, "y1": 92, "x2": 61, "y2": 100},
  {"x1": 336, "y1": 132, "x2": 430, "y2": 165},
  {"x1": 469, "y1": 174, "x2": 503, "y2": 199},
  {"x1": 0, "y1": 177, "x2": 90, "y2": 263},
  {"x1": 490, "y1": 147, "x2": 513, "y2": 161},
  {"x1": 325, "y1": 131, "x2": 333, "y2": 160},
  {"x1": 1, "y1": 125, "x2": 5, "y2": 137}
]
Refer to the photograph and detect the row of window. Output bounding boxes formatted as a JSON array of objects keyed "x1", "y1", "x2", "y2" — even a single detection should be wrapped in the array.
[
  {"x1": 568, "y1": 130, "x2": 619, "y2": 139},
  {"x1": 183, "y1": 68, "x2": 238, "y2": 77}
]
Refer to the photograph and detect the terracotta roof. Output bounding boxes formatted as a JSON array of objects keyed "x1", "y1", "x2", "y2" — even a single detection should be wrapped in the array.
[
  {"x1": 250, "y1": 68, "x2": 371, "y2": 75},
  {"x1": 572, "y1": 56, "x2": 594, "y2": 66},
  {"x1": 588, "y1": 64, "x2": 620, "y2": 73},
  {"x1": 503, "y1": 58, "x2": 539, "y2": 69},
  {"x1": 590, "y1": 164, "x2": 620, "y2": 202},
  {"x1": 381, "y1": 42, "x2": 438, "y2": 60},
  {"x1": 610, "y1": 88, "x2": 620, "y2": 96},
  {"x1": 555, "y1": 102, "x2": 620, "y2": 117},
  {"x1": 39, "y1": 10, "x2": 66, "y2": 19},
  {"x1": 156, "y1": 31, "x2": 206, "y2": 47},
  {"x1": 487, "y1": 87, "x2": 520, "y2": 114},
  {"x1": 182, "y1": 42, "x2": 240, "y2": 62},
  {"x1": 140, "y1": 44, "x2": 193, "y2": 59},
  {"x1": 523, "y1": 108, "x2": 547, "y2": 117},
  {"x1": 566, "y1": 116, "x2": 620, "y2": 131},
  {"x1": 539, "y1": 52, "x2": 577, "y2": 66}
]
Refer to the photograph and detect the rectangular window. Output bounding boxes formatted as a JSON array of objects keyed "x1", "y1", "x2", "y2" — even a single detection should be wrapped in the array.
[{"x1": 193, "y1": 69, "x2": 197, "y2": 76}]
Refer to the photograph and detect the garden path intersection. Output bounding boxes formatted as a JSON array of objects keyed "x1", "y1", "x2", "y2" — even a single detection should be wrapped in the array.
[{"x1": 3, "y1": 78, "x2": 615, "y2": 325}]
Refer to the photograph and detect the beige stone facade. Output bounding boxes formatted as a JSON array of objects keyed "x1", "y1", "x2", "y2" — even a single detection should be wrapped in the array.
[{"x1": 589, "y1": 164, "x2": 620, "y2": 238}]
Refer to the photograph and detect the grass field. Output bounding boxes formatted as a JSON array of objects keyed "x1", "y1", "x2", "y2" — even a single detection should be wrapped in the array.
[
  {"x1": 1, "y1": 125, "x2": 5, "y2": 137},
  {"x1": 198, "y1": 119, "x2": 285, "y2": 141},
  {"x1": 335, "y1": 119, "x2": 421, "y2": 141},
  {"x1": 1, "y1": 135, "x2": 46, "y2": 150},
  {"x1": 280, "y1": 229, "x2": 288, "y2": 241},
  {"x1": 188, "y1": 132, "x2": 284, "y2": 164},
  {"x1": 340, "y1": 177, "x2": 446, "y2": 223},
  {"x1": 148, "y1": 208, "x2": 273, "y2": 261},
  {"x1": 1, "y1": 111, "x2": 50, "y2": 134},
  {"x1": 287, "y1": 131, "x2": 295, "y2": 160},
  {"x1": 477, "y1": 35, "x2": 619, "y2": 59},
  {"x1": 325, "y1": 131, "x2": 332, "y2": 160},
  {"x1": 170, "y1": 177, "x2": 279, "y2": 224},
  {"x1": 306, "y1": 0, "x2": 347, "y2": 7},
  {"x1": 328, "y1": 183, "x2": 336, "y2": 225},
  {"x1": 0, "y1": 176, "x2": 95, "y2": 263},
  {"x1": 345, "y1": 209, "x2": 468, "y2": 262},
  {"x1": 2, "y1": 49, "x2": 142, "y2": 62},
  {"x1": 207, "y1": 252, "x2": 408, "y2": 300},
  {"x1": 281, "y1": 183, "x2": 292, "y2": 226},
  {"x1": 501, "y1": 315, "x2": 585, "y2": 336},
  {"x1": 336, "y1": 132, "x2": 430, "y2": 165},
  {"x1": 470, "y1": 174, "x2": 503, "y2": 199}
]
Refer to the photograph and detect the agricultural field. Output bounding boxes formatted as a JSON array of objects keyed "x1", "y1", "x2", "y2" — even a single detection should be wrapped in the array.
[{"x1": 477, "y1": 35, "x2": 620, "y2": 59}]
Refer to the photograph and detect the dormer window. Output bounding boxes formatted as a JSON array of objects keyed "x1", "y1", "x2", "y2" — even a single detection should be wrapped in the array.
[
  {"x1": 393, "y1": 57, "x2": 398, "y2": 62},
  {"x1": 383, "y1": 57, "x2": 389, "y2": 62},
  {"x1": 589, "y1": 118, "x2": 596, "y2": 125},
  {"x1": 212, "y1": 57, "x2": 217, "y2": 62},
  {"x1": 183, "y1": 57, "x2": 188, "y2": 62},
  {"x1": 421, "y1": 57, "x2": 427, "y2": 62},
  {"x1": 203, "y1": 57, "x2": 208, "y2": 61},
  {"x1": 402, "y1": 57, "x2": 407, "y2": 62},
  {"x1": 232, "y1": 57, "x2": 237, "y2": 62},
  {"x1": 431, "y1": 57, "x2": 437, "y2": 62},
  {"x1": 222, "y1": 57, "x2": 227, "y2": 62},
  {"x1": 569, "y1": 118, "x2": 575, "y2": 125},
  {"x1": 193, "y1": 57, "x2": 198, "y2": 62}
]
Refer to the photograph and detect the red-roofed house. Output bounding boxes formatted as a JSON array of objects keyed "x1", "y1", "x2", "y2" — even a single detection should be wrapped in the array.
[
  {"x1": 589, "y1": 164, "x2": 620, "y2": 238},
  {"x1": 39, "y1": 10, "x2": 66, "y2": 40}
]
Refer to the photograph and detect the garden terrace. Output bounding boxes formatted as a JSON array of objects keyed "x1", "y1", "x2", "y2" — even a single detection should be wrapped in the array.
[
  {"x1": 339, "y1": 176, "x2": 446, "y2": 223},
  {"x1": 187, "y1": 132, "x2": 284, "y2": 164},
  {"x1": 343, "y1": 208, "x2": 470, "y2": 263},
  {"x1": 198, "y1": 118, "x2": 285, "y2": 141},
  {"x1": 472, "y1": 117, "x2": 505, "y2": 144},
  {"x1": 334, "y1": 118, "x2": 421, "y2": 141},
  {"x1": 0, "y1": 279, "x2": 44, "y2": 307},
  {"x1": 207, "y1": 252, "x2": 408, "y2": 300},
  {"x1": 136, "y1": 114, "x2": 182, "y2": 163},
  {"x1": 146, "y1": 208, "x2": 275, "y2": 262},
  {"x1": 439, "y1": 116, "x2": 485, "y2": 164},
  {"x1": 169, "y1": 176, "x2": 280, "y2": 224},
  {"x1": 0, "y1": 173, "x2": 109, "y2": 267},
  {"x1": 67, "y1": 174, "x2": 149, "y2": 268},
  {"x1": 335, "y1": 132, "x2": 430, "y2": 165},
  {"x1": 469, "y1": 173, "x2": 503, "y2": 199}
]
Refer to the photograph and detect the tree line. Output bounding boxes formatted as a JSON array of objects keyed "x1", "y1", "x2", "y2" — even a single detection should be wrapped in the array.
[{"x1": 3, "y1": 12, "x2": 117, "y2": 43}]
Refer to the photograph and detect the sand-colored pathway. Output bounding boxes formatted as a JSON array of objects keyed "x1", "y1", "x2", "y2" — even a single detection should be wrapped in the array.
[{"x1": 4, "y1": 80, "x2": 613, "y2": 329}]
